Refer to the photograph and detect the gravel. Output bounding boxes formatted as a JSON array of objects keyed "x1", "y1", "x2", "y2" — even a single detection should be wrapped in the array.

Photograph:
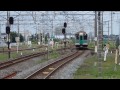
[
  {"x1": 11, "y1": 49, "x2": 75, "y2": 79},
  {"x1": 49, "y1": 50, "x2": 91, "y2": 79},
  {"x1": 12, "y1": 50, "x2": 90, "y2": 79},
  {"x1": 0, "y1": 48, "x2": 91, "y2": 79}
]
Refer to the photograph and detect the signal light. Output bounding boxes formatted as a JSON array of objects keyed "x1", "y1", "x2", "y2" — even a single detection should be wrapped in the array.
[
  {"x1": 6, "y1": 26, "x2": 10, "y2": 34},
  {"x1": 9, "y1": 17, "x2": 14, "y2": 24},
  {"x1": 64, "y1": 22, "x2": 67, "y2": 28},
  {"x1": 62, "y1": 28, "x2": 65, "y2": 34}
]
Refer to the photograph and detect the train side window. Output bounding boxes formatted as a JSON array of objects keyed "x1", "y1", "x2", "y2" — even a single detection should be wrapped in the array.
[{"x1": 84, "y1": 34, "x2": 87, "y2": 40}]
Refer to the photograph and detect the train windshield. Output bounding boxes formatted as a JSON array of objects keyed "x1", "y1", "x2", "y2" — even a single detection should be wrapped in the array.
[
  {"x1": 75, "y1": 34, "x2": 79, "y2": 39},
  {"x1": 84, "y1": 34, "x2": 87, "y2": 40}
]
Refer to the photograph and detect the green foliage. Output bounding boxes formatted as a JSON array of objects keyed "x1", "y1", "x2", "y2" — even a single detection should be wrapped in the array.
[
  {"x1": 10, "y1": 32, "x2": 17, "y2": 43},
  {"x1": 20, "y1": 34, "x2": 24, "y2": 42},
  {"x1": 10, "y1": 32, "x2": 24, "y2": 43},
  {"x1": 53, "y1": 38, "x2": 60, "y2": 42},
  {"x1": 49, "y1": 50, "x2": 59, "y2": 59},
  {"x1": 71, "y1": 37, "x2": 75, "y2": 43}
]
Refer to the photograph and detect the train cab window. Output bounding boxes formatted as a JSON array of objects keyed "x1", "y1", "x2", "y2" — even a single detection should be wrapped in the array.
[
  {"x1": 75, "y1": 34, "x2": 79, "y2": 39},
  {"x1": 84, "y1": 34, "x2": 87, "y2": 40}
]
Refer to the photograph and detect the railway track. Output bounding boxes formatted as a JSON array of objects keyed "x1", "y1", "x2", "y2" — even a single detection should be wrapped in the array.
[
  {"x1": 0, "y1": 46, "x2": 74, "y2": 70},
  {"x1": 2, "y1": 71, "x2": 18, "y2": 79},
  {"x1": 0, "y1": 45, "x2": 47, "y2": 53},
  {"x1": 24, "y1": 50, "x2": 85, "y2": 79}
]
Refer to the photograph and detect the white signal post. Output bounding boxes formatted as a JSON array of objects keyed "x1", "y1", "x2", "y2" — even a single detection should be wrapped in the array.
[
  {"x1": 118, "y1": 45, "x2": 120, "y2": 55},
  {"x1": 103, "y1": 45, "x2": 108, "y2": 61},
  {"x1": 114, "y1": 49, "x2": 118, "y2": 71},
  {"x1": 15, "y1": 37, "x2": 20, "y2": 53}
]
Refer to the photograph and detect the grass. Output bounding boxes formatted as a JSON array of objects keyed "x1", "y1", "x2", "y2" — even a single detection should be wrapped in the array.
[
  {"x1": 0, "y1": 43, "x2": 71, "y2": 62},
  {"x1": 88, "y1": 40, "x2": 116, "y2": 50},
  {"x1": 0, "y1": 47, "x2": 45, "y2": 61},
  {"x1": 73, "y1": 53, "x2": 120, "y2": 79},
  {"x1": 36, "y1": 50, "x2": 60, "y2": 64},
  {"x1": 49, "y1": 50, "x2": 60, "y2": 59}
]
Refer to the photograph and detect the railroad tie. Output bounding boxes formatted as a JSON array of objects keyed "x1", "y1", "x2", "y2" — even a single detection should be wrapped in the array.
[
  {"x1": 43, "y1": 72, "x2": 49, "y2": 74},
  {"x1": 49, "y1": 68, "x2": 54, "y2": 70}
]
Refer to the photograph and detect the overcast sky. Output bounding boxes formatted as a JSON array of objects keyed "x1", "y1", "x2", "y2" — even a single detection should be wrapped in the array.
[{"x1": 0, "y1": 11, "x2": 120, "y2": 36}]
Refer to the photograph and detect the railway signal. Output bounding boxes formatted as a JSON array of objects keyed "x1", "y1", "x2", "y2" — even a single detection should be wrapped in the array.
[
  {"x1": 6, "y1": 11, "x2": 14, "y2": 59},
  {"x1": 62, "y1": 22, "x2": 67, "y2": 50},
  {"x1": 62, "y1": 28, "x2": 65, "y2": 34},
  {"x1": 9, "y1": 17, "x2": 14, "y2": 24},
  {"x1": 6, "y1": 26, "x2": 10, "y2": 34},
  {"x1": 64, "y1": 22, "x2": 67, "y2": 28}
]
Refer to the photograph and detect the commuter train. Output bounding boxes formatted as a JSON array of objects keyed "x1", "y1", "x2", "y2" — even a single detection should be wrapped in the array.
[{"x1": 75, "y1": 31, "x2": 88, "y2": 49}]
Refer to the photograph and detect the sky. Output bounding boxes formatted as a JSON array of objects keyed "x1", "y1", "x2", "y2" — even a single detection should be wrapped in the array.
[{"x1": 0, "y1": 11, "x2": 120, "y2": 37}]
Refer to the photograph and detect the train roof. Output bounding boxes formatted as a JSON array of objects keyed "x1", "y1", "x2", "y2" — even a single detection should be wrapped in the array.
[{"x1": 75, "y1": 31, "x2": 87, "y2": 34}]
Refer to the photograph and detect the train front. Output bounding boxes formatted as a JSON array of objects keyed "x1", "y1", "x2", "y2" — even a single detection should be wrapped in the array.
[{"x1": 75, "y1": 31, "x2": 88, "y2": 49}]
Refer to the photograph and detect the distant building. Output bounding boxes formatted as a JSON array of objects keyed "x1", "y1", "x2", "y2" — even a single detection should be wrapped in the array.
[
  {"x1": 0, "y1": 33, "x2": 7, "y2": 41},
  {"x1": 0, "y1": 33, "x2": 7, "y2": 47}
]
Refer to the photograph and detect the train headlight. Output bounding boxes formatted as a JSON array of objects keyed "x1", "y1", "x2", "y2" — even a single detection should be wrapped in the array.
[{"x1": 79, "y1": 33, "x2": 83, "y2": 35}]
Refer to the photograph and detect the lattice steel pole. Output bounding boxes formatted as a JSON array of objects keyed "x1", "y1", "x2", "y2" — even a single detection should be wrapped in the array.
[
  {"x1": 97, "y1": 11, "x2": 103, "y2": 78},
  {"x1": 111, "y1": 11, "x2": 113, "y2": 44},
  {"x1": 102, "y1": 12, "x2": 104, "y2": 49}
]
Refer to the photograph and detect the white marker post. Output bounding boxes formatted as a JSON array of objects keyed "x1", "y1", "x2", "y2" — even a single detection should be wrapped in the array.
[
  {"x1": 111, "y1": 51, "x2": 112, "y2": 53},
  {"x1": 115, "y1": 49, "x2": 118, "y2": 64},
  {"x1": 33, "y1": 49, "x2": 34, "y2": 52},
  {"x1": 118, "y1": 45, "x2": 120, "y2": 55},
  {"x1": 94, "y1": 37, "x2": 97, "y2": 53},
  {"x1": 21, "y1": 52, "x2": 22, "y2": 55},
  {"x1": 104, "y1": 49, "x2": 107, "y2": 61},
  {"x1": 114, "y1": 49, "x2": 118, "y2": 71},
  {"x1": 103, "y1": 46, "x2": 108, "y2": 61},
  {"x1": 17, "y1": 43, "x2": 18, "y2": 53},
  {"x1": 15, "y1": 37, "x2": 19, "y2": 53},
  {"x1": 95, "y1": 46, "x2": 97, "y2": 53}
]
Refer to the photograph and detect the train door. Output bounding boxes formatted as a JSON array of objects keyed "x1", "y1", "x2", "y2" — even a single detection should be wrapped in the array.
[{"x1": 80, "y1": 35, "x2": 83, "y2": 45}]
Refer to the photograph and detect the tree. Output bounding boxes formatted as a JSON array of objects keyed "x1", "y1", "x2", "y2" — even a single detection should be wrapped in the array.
[
  {"x1": 10, "y1": 32, "x2": 17, "y2": 43},
  {"x1": 20, "y1": 34, "x2": 24, "y2": 42},
  {"x1": 10, "y1": 32, "x2": 24, "y2": 43}
]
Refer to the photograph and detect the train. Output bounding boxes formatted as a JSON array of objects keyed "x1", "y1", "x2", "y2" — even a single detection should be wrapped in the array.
[{"x1": 75, "y1": 31, "x2": 88, "y2": 49}]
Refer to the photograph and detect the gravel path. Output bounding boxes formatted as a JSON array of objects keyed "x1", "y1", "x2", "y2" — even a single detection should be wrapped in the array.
[{"x1": 49, "y1": 50, "x2": 91, "y2": 79}]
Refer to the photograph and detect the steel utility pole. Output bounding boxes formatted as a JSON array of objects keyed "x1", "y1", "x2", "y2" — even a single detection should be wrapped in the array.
[
  {"x1": 0, "y1": 23, "x2": 1, "y2": 40},
  {"x1": 95, "y1": 11, "x2": 97, "y2": 53},
  {"x1": 102, "y1": 12, "x2": 104, "y2": 49},
  {"x1": 108, "y1": 21, "x2": 110, "y2": 41},
  {"x1": 111, "y1": 11, "x2": 113, "y2": 44},
  {"x1": 98, "y1": 11, "x2": 102, "y2": 78},
  {"x1": 18, "y1": 18, "x2": 20, "y2": 38},
  {"x1": 17, "y1": 18, "x2": 20, "y2": 53},
  {"x1": 38, "y1": 24, "x2": 41, "y2": 45},
  {"x1": 119, "y1": 19, "x2": 120, "y2": 45},
  {"x1": 7, "y1": 11, "x2": 11, "y2": 59}
]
